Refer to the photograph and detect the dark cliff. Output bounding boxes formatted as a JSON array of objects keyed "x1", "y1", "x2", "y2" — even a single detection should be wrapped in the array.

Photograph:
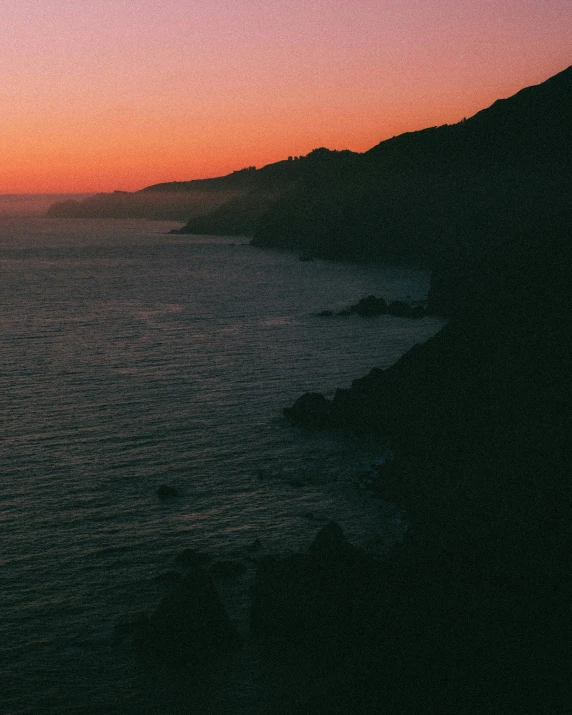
[
  {"x1": 269, "y1": 67, "x2": 572, "y2": 711},
  {"x1": 287, "y1": 210, "x2": 572, "y2": 511},
  {"x1": 281, "y1": 209, "x2": 572, "y2": 711}
]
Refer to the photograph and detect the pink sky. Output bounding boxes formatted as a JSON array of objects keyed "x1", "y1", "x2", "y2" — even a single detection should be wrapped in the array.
[{"x1": 1, "y1": 0, "x2": 570, "y2": 193}]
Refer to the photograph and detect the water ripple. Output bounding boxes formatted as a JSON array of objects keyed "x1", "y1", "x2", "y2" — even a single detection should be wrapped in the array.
[{"x1": 0, "y1": 217, "x2": 445, "y2": 714}]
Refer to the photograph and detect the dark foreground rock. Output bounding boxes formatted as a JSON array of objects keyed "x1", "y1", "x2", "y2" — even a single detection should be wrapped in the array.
[
  {"x1": 283, "y1": 391, "x2": 332, "y2": 429},
  {"x1": 134, "y1": 564, "x2": 240, "y2": 668},
  {"x1": 251, "y1": 522, "x2": 382, "y2": 650},
  {"x1": 278, "y1": 214, "x2": 572, "y2": 713},
  {"x1": 252, "y1": 515, "x2": 571, "y2": 714},
  {"x1": 250, "y1": 523, "x2": 387, "y2": 712}
]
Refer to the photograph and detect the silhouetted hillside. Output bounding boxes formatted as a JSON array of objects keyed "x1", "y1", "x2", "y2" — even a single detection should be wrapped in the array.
[
  {"x1": 47, "y1": 66, "x2": 572, "y2": 305},
  {"x1": 170, "y1": 191, "x2": 277, "y2": 237},
  {"x1": 172, "y1": 148, "x2": 359, "y2": 235},
  {"x1": 268, "y1": 68, "x2": 572, "y2": 711},
  {"x1": 254, "y1": 66, "x2": 572, "y2": 266}
]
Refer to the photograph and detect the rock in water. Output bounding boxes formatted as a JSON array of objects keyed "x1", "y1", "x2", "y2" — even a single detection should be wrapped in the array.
[
  {"x1": 308, "y1": 520, "x2": 353, "y2": 560},
  {"x1": 282, "y1": 392, "x2": 332, "y2": 429},
  {"x1": 350, "y1": 295, "x2": 387, "y2": 316},
  {"x1": 156, "y1": 484, "x2": 180, "y2": 499}
]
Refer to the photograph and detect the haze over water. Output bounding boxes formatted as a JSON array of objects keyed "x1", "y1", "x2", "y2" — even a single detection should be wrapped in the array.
[
  {"x1": 1, "y1": 213, "x2": 445, "y2": 713},
  {"x1": 0, "y1": 195, "x2": 92, "y2": 217}
]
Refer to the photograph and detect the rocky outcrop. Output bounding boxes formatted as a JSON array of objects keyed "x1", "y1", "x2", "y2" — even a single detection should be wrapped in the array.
[
  {"x1": 134, "y1": 564, "x2": 240, "y2": 667},
  {"x1": 282, "y1": 392, "x2": 333, "y2": 429},
  {"x1": 319, "y1": 295, "x2": 427, "y2": 318},
  {"x1": 250, "y1": 522, "x2": 384, "y2": 674}
]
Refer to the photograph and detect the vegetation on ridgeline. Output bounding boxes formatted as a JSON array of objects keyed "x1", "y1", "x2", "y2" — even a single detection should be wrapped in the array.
[
  {"x1": 252, "y1": 65, "x2": 572, "y2": 266},
  {"x1": 45, "y1": 148, "x2": 358, "y2": 223}
]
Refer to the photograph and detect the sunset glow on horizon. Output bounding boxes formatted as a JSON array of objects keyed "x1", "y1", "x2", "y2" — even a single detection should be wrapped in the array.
[{"x1": 1, "y1": 0, "x2": 571, "y2": 194}]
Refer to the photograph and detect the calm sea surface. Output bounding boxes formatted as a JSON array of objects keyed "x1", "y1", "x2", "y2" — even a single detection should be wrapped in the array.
[{"x1": 0, "y1": 214, "x2": 445, "y2": 714}]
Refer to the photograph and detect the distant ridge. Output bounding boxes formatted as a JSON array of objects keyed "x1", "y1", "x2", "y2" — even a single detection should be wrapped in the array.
[
  {"x1": 46, "y1": 149, "x2": 358, "y2": 221},
  {"x1": 47, "y1": 65, "x2": 571, "y2": 263}
]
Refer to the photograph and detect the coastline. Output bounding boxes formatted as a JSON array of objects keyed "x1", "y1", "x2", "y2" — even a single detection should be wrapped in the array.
[
  {"x1": 6, "y1": 62, "x2": 571, "y2": 711},
  {"x1": 274, "y1": 213, "x2": 572, "y2": 712},
  {"x1": 109, "y1": 211, "x2": 572, "y2": 714},
  {"x1": 2, "y1": 220, "x2": 441, "y2": 715}
]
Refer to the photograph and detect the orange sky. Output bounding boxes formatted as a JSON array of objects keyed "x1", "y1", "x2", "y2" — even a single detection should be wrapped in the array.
[{"x1": 1, "y1": 0, "x2": 571, "y2": 193}]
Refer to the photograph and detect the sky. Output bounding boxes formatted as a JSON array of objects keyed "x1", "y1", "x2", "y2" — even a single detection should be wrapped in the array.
[{"x1": 1, "y1": 0, "x2": 571, "y2": 193}]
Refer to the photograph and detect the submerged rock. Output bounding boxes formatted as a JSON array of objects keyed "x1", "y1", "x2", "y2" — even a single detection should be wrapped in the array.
[{"x1": 156, "y1": 484, "x2": 180, "y2": 499}]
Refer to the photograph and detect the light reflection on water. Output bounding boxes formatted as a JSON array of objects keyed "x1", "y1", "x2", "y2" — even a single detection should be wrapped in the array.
[{"x1": 0, "y1": 216, "x2": 446, "y2": 714}]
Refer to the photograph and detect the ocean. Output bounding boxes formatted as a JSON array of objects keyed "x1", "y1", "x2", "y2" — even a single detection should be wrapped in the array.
[{"x1": 0, "y1": 209, "x2": 445, "y2": 714}]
